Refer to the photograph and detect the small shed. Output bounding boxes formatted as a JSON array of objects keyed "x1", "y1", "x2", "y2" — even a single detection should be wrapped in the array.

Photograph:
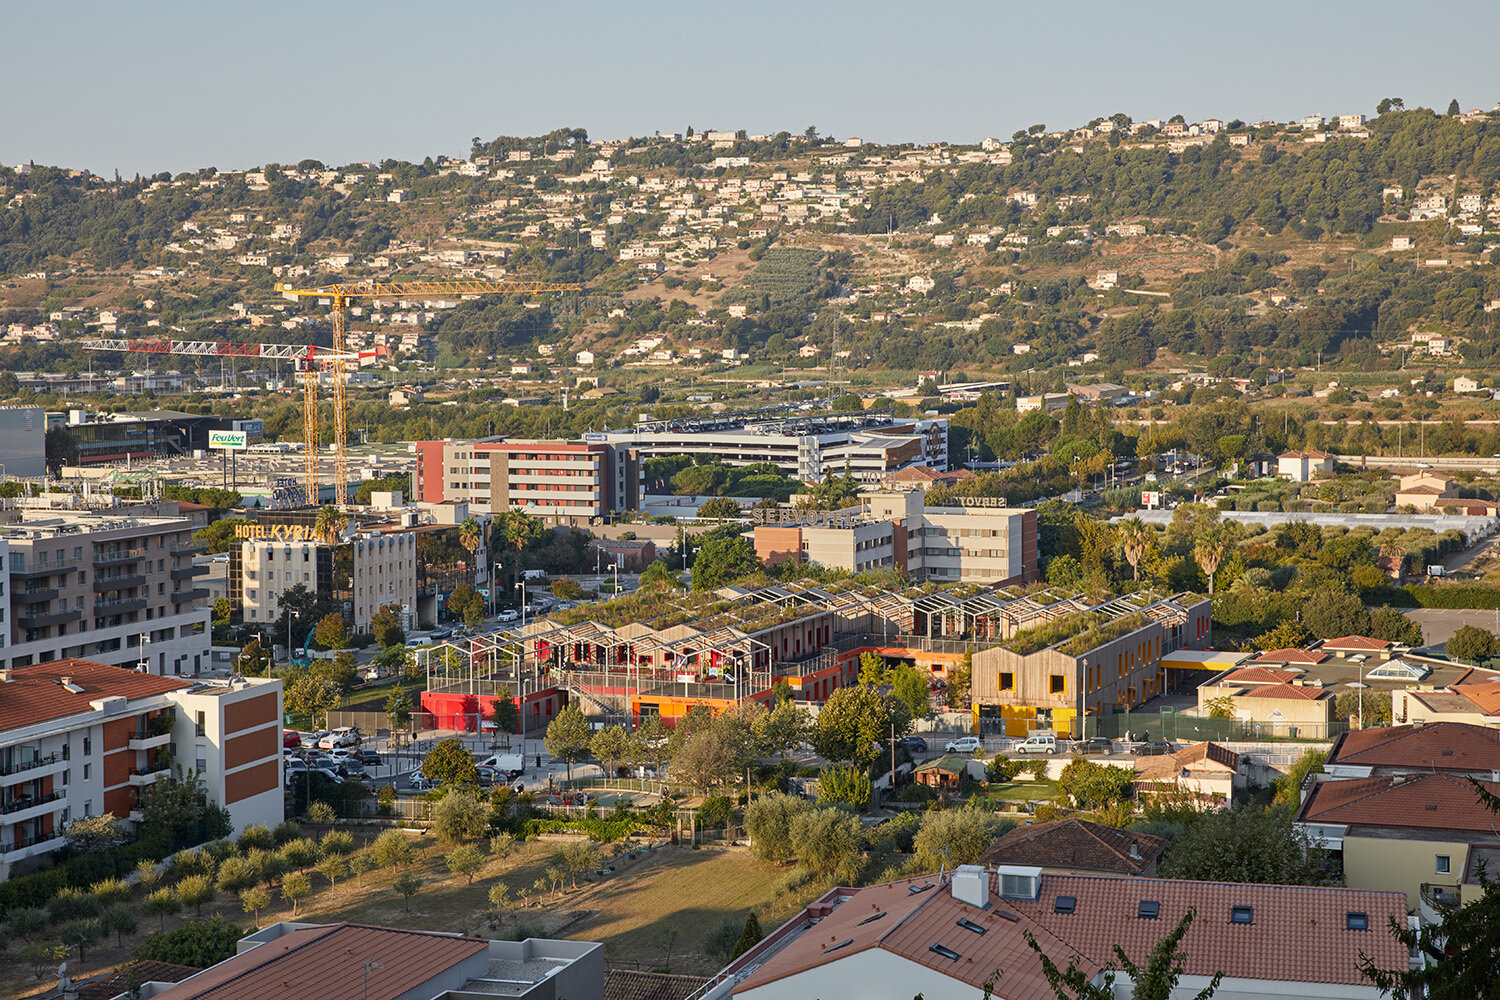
[{"x1": 914, "y1": 754, "x2": 972, "y2": 793}]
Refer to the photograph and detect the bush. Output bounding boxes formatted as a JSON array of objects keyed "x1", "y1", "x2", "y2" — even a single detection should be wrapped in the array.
[
  {"x1": 214, "y1": 856, "x2": 259, "y2": 893},
  {"x1": 48, "y1": 886, "x2": 100, "y2": 923},
  {"x1": 702, "y1": 914, "x2": 744, "y2": 963},
  {"x1": 788, "y1": 806, "x2": 865, "y2": 881},
  {"x1": 280, "y1": 838, "x2": 321, "y2": 869},
  {"x1": 237, "y1": 824, "x2": 275, "y2": 853},
  {"x1": 746, "y1": 792, "x2": 811, "y2": 863},
  {"x1": 986, "y1": 756, "x2": 1023, "y2": 783},
  {"x1": 134, "y1": 915, "x2": 242, "y2": 967},
  {"x1": 698, "y1": 796, "x2": 734, "y2": 830},
  {"x1": 433, "y1": 789, "x2": 490, "y2": 845},
  {"x1": 307, "y1": 802, "x2": 336, "y2": 824},
  {"x1": 817, "y1": 766, "x2": 872, "y2": 811},
  {"x1": 912, "y1": 809, "x2": 1011, "y2": 870},
  {"x1": 321, "y1": 830, "x2": 356, "y2": 856},
  {"x1": 272, "y1": 821, "x2": 303, "y2": 845},
  {"x1": 372, "y1": 830, "x2": 415, "y2": 868},
  {"x1": 171, "y1": 847, "x2": 217, "y2": 881}
]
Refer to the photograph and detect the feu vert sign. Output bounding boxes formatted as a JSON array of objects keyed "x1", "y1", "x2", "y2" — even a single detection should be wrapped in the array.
[{"x1": 208, "y1": 430, "x2": 247, "y2": 451}]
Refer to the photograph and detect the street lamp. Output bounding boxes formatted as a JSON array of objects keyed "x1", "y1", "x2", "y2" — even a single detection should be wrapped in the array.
[
  {"x1": 137, "y1": 633, "x2": 151, "y2": 673},
  {"x1": 1346, "y1": 678, "x2": 1368, "y2": 730}
]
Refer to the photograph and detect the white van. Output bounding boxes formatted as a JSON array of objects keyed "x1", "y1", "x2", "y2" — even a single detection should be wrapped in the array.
[{"x1": 1015, "y1": 733, "x2": 1057, "y2": 754}]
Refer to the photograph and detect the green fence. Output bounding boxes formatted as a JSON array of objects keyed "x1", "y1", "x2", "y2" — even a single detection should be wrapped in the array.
[{"x1": 1092, "y1": 709, "x2": 1348, "y2": 743}]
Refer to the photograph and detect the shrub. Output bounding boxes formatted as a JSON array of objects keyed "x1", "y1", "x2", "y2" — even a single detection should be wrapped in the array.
[
  {"x1": 372, "y1": 830, "x2": 415, "y2": 868},
  {"x1": 698, "y1": 795, "x2": 734, "y2": 830},
  {"x1": 48, "y1": 887, "x2": 100, "y2": 923},
  {"x1": 135, "y1": 915, "x2": 242, "y2": 967},
  {"x1": 89, "y1": 878, "x2": 131, "y2": 905},
  {"x1": 432, "y1": 789, "x2": 489, "y2": 845},
  {"x1": 237, "y1": 824, "x2": 275, "y2": 853},
  {"x1": 280, "y1": 838, "x2": 321, "y2": 869},
  {"x1": 817, "y1": 766, "x2": 872, "y2": 811},
  {"x1": 986, "y1": 756, "x2": 1022, "y2": 783},
  {"x1": 272, "y1": 821, "x2": 304, "y2": 845},
  {"x1": 171, "y1": 847, "x2": 217, "y2": 881},
  {"x1": 215, "y1": 856, "x2": 259, "y2": 893},
  {"x1": 912, "y1": 809, "x2": 1011, "y2": 870},
  {"x1": 702, "y1": 914, "x2": 743, "y2": 963},
  {"x1": 788, "y1": 806, "x2": 865, "y2": 881},
  {"x1": 307, "y1": 801, "x2": 337, "y2": 824},
  {"x1": 320, "y1": 830, "x2": 356, "y2": 856},
  {"x1": 746, "y1": 792, "x2": 811, "y2": 863}
]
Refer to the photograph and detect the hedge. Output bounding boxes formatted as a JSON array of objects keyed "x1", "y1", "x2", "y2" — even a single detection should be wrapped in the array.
[{"x1": 1404, "y1": 584, "x2": 1500, "y2": 610}]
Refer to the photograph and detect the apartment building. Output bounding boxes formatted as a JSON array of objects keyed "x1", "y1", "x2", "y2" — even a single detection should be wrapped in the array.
[
  {"x1": 753, "y1": 492, "x2": 1038, "y2": 586},
  {"x1": 0, "y1": 658, "x2": 282, "y2": 879},
  {"x1": 233, "y1": 507, "x2": 485, "y2": 632},
  {"x1": 599, "y1": 410, "x2": 949, "y2": 484},
  {"x1": 412, "y1": 439, "x2": 637, "y2": 523},
  {"x1": 0, "y1": 508, "x2": 211, "y2": 676}
]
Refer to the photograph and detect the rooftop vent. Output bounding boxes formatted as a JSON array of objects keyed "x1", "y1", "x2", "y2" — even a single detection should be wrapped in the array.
[
  {"x1": 59, "y1": 676, "x2": 84, "y2": 694},
  {"x1": 952, "y1": 865, "x2": 990, "y2": 909},
  {"x1": 825, "y1": 939, "x2": 853, "y2": 953},
  {"x1": 1441, "y1": 749, "x2": 1453, "y2": 756},
  {"x1": 1138, "y1": 900, "x2": 1160, "y2": 920},
  {"x1": 929, "y1": 944, "x2": 962, "y2": 961},
  {"x1": 1346, "y1": 911, "x2": 1369, "y2": 931},
  {"x1": 1425, "y1": 804, "x2": 1438, "y2": 811},
  {"x1": 956, "y1": 918, "x2": 988, "y2": 936},
  {"x1": 995, "y1": 864, "x2": 1043, "y2": 901},
  {"x1": 857, "y1": 911, "x2": 886, "y2": 926},
  {"x1": 909, "y1": 883, "x2": 935, "y2": 895},
  {"x1": 1053, "y1": 896, "x2": 1076, "y2": 915}
]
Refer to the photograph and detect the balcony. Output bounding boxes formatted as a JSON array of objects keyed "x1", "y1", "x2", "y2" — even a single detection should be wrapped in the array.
[
  {"x1": 9, "y1": 559, "x2": 79, "y2": 578},
  {"x1": 171, "y1": 543, "x2": 208, "y2": 556},
  {"x1": 127, "y1": 765, "x2": 170, "y2": 787},
  {"x1": 94, "y1": 598, "x2": 147, "y2": 615},
  {"x1": 172, "y1": 588, "x2": 210, "y2": 604},
  {"x1": 18, "y1": 608, "x2": 82, "y2": 629},
  {"x1": 16, "y1": 588, "x2": 60, "y2": 605},
  {"x1": 128, "y1": 731, "x2": 173, "y2": 751},
  {"x1": 93, "y1": 548, "x2": 145, "y2": 567},
  {"x1": 1, "y1": 831, "x2": 68, "y2": 863},
  {"x1": 0, "y1": 790, "x2": 65, "y2": 822},
  {"x1": 0, "y1": 752, "x2": 66, "y2": 784},
  {"x1": 171, "y1": 563, "x2": 208, "y2": 580},
  {"x1": 94, "y1": 574, "x2": 146, "y2": 592}
]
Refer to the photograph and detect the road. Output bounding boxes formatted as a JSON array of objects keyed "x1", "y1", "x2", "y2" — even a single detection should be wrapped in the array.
[{"x1": 1403, "y1": 608, "x2": 1500, "y2": 648}]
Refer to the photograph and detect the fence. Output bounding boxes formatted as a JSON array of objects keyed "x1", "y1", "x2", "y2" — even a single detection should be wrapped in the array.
[{"x1": 1090, "y1": 710, "x2": 1350, "y2": 743}]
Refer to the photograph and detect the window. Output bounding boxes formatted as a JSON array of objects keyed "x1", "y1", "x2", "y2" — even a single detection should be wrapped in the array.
[
  {"x1": 1054, "y1": 896, "x2": 1076, "y2": 915},
  {"x1": 83, "y1": 735, "x2": 91, "y2": 755},
  {"x1": 195, "y1": 711, "x2": 206, "y2": 737},
  {"x1": 1436, "y1": 855, "x2": 1451, "y2": 875},
  {"x1": 929, "y1": 944, "x2": 962, "y2": 961},
  {"x1": 1346, "y1": 911, "x2": 1369, "y2": 931},
  {"x1": 1000, "y1": 672, "x2": 1014, "y2": 691},
  {"x1": 1138, "y1": 900, "x2": 1159, "y2": 920},
  {"x1": 1049, "y1": 674, "x2": 1066, "y2": 694},
  {"x1": 1230, "y1": 906, "x2": 1253, "y2": 925},
  {"x1": 956, "y1": 918, "x2": 987, "y2": 935},
  {"x1": 83, "y1": 762, "x2": 91, "y2": 780}
]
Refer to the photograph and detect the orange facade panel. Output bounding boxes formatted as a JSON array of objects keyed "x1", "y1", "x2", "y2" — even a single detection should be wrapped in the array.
[
  {"x1": 102, "y1": 716, "x2": 135, "y2": 752},
  {"x1": 225, "y1": 692, "x2": 278, "y2": 733},
  {"x1": 103, "y1": 786, "x2": 133, "y2": 818},
  {"x1": 103, "y1": 749, "x2": 133, "y2": 788},
  {"x1": 224, "y1": 759, "x2": 278, "y2": 805},
  {"x1": 225, "y1": 725, "x2": 278, "y2": 771}
]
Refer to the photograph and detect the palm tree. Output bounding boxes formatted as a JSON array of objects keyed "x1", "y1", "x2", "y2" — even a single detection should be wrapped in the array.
[
  {"x1": 1119, "y1": 518, "x2": 1150, "y2": 581},
  {"x1": 459, "y1": 517, "x2": 482, "y2": 561},
  {"x1": 314, "y1": 506, "x2": 347, "y2": 545},
  {"x1": 1193, "y1": 529, "x2": 1227, "y2": 595}
]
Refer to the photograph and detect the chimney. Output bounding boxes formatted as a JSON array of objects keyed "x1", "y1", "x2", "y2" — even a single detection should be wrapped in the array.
[
  {"x1": 0, "y1": 668, "x2": 10, "y2": 682},
  {"x1": 1129, "y1": 842, "x2": 1142, "y2": 860},
  {"x1": 952, "y1": 865, "x2": 989, "y2": 909},
  {"x1": 60, "y1": 676, "x2": 71, "y2": 687}
]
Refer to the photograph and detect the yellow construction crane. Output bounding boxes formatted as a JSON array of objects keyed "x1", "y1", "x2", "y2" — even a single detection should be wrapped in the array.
[{"x1": 274, "y1": 279, "x2": 581, "y2": 506}]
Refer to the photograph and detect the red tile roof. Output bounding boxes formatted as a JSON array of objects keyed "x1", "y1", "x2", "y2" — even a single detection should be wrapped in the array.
[
  {"x1": 0, "y1": 658, "x2": 191, "y2": 732},
  {"x1": 1242, "y1": 683, "x2": 1332, "y2": 702},
  {"x1": 1320, "y1": 635, "x2": 1393, "y2": 651},
  {"x1": 603, "y1": 970, "x2": 709, "y2": 1000},
  {"x1": 733, "y1": 872, "x2": 1407, "y2": 995},
  {"x1": 1326, "y1": 721, "x2": 1500, "y2": 773},
  {"x1": 1296, "y1": 773, "x2": 1500, "y2": 833},
  {"x1": 146, "y1": 923, "x2": 490, "y2": 1000},
  {"x1": 1454, "y1": 683, "x2": 1500, "y2": 716},
  {"x1": 1219, "y1": 666, "x2": 1301, "y2": 686},
  {"x1": 1251, "y1": 648, "x2": 1330, "y2": 665},
  {"x1": 979, "y1": 818, "x2": 1167, "y2": 876}
]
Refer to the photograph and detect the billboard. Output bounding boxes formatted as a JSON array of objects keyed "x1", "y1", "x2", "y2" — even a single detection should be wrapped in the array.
[
  {"x1": 0, "y1": 406, "x2": 46, "y2": 478},
  {"x1": 208, "y1": 430, "x2": 248, "y2": 451}
]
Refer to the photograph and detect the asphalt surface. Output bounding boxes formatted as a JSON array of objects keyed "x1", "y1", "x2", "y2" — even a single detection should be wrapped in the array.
[{"x1": 1404, "y1": 607, "x2": 1500, "y2": 647}]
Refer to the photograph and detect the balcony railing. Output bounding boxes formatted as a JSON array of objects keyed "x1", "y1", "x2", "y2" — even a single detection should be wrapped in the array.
[
  {"x1": 9, "y1": 558, "x2": 80, "y2": 577},
  {"x1": 0, "y1": 790, "x2": 64, "y2": 815},
  {"x1": 171, "y1": 564, "x2": 208, "y2": 580},
  {"x1": 1, "y1": 831, "x2": 67, "y2": 858},
  {"x1": 94, "y1": 598, "x2": 147, "y2": 615},
  {"x1": 93, "y1": 574, "x2": 146, "y2": 592},
  {"x1": 172, "y1": 588, "x2": 211, "y2": 604},
  {"x1": 0, "y1": 752, "x2": 62, "y2": 778},
  {"x1": 18, "y1": 608, "x2": 82, "y2": 629},
  {"x1": 171, "y1": 543, "x2": 208, "y2": 556},
  {"x1": 93, "y1": 548, "x2": 145, "y2": 567},
  {"x1": 16, "y1": 588, "x2": 60, "y2": 605}
]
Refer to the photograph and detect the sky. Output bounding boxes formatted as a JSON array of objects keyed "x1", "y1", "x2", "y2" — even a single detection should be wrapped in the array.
[{"x1": 5, "y1": 0, "x2": 1499, "y2": 177}]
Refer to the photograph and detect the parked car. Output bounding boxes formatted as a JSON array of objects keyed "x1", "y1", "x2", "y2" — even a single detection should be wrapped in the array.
[
  {"x1": 284, "y1": 757, "x2": 308, "y2": 773},
  {"x1": 357, "y1": 666, "x2": 382, "y2": 683},
  {"x1": 431, "y1": 627, "x2": 453, "y2": 641},
  {"x1": 405, "y1": 637, "x2": 432, "y2": 649},
  {"x1": 1133, "y1": 740, "x2": 1176, "y2": 756},
  {"x1": 475, "y1": 765, "x2": 500, "y2": 787},
  {"x1": 477, "y1": 753, "x2": 525, "y2": 779},
  {"x1": 1015, "y1": 733, "x2": 1057, "y2": 755},
  {"x1": 283, "y1": 730, "x2": 301, "y2": 749},
  {"x1": 1076, "y1": 737, "x2": 1114, "y2": 755},
  {"x1": 945, "y1": 736, "x2": 982, "y2": 754},
  {"x1": 319, "y1": 727, "x2": 361, "y2": 750},
  {"x1": 306, "y1": 731, "x2": 330, "y2": 749},
  {"x1": 496, "y1": 609, "x2": 519, "y2": 623},
  {"x1": 897, "y1": 735, "x2": 928, "y2": 752},
  {"x1": 311, "y1": 766, "x2": 344, "y2": 783},
  {"x1": 359, "y1": 749, "x2": 383, "y2": 766},
  {"x1": 408, "y1": 770, "x2": 434, "y2": 791}
]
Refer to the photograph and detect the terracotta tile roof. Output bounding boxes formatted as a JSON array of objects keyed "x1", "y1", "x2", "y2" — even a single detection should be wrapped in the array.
[
  {"x1": 1320, "y1": 635, "x2": 1393, "y2": 651},
  {"x1": 1454, "y1": 682, "x2": 1500, "y2": 716},
  {"x1": 735, "y1": 872, "x2": 1407, "y2": 995},
  {"x1": 979, "y1": 818, "x2": 1167, "y2": 876},
  {"x1": 1219, "y1": 666, "x2": 1300, "y2": 686},
  {"x1": 1008, "y1": 874, "x2": 1407, "y2": 987},
  {"x1": 1252, "y1": 648, "x2": 1330, "y2": 664},
  {"x1": 1242, "y1": 683, "x2": 1332, "y2": 702},
  {"x1": 1397, "y1": 484, "x2": 1448, "y2": 496},
  {"x1": 1175, "y1": 741, "x2": 1241, "y2": 771},
  {"x1": 1296, "y1": 773, "x2": 1500, "y2": 834},
  {"x1": 1326, "y1": 721, "x2": 1500, "y2": 772},
  {"x1": 0, "y1": 658, "x2": 191, "y2": 732},
  {"x1": 146, "y1": 923, "x2": 489, "y2": 1000},
  {"x1": 602, "y1": 970, "x2": 709, "y2": 1000}
]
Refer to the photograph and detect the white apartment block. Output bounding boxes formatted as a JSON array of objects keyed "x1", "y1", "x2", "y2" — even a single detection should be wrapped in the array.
[
  {"x1": 0, "y1": 659, "x2": 282, "y2": 878},
  {"x1": 413, "y1": 439, "x2": 636, "y2": 523}
]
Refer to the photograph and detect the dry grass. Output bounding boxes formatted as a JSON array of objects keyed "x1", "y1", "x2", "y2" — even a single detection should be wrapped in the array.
[{"x1": 0, "y1": 828, "x2": 809, "y2": 998}]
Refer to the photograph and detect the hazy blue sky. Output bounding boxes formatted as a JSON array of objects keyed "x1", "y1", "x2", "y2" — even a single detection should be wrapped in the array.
[{"x1": 5, "y1": 0, "x2": 1498, "y2": 176}]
